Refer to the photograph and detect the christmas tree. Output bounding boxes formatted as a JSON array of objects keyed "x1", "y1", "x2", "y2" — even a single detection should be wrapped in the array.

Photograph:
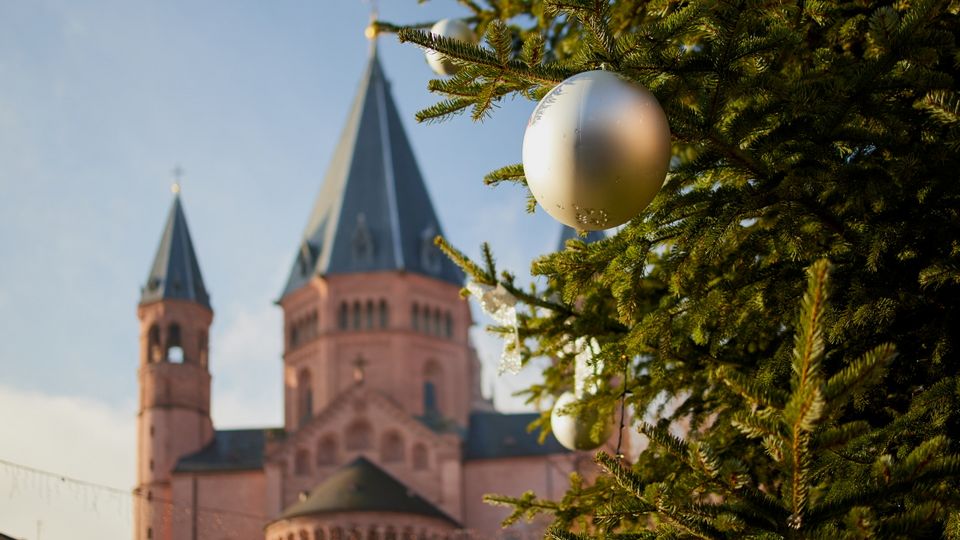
[{"x1": 382, "y1": 0, "x2": 960, "y2": 537}]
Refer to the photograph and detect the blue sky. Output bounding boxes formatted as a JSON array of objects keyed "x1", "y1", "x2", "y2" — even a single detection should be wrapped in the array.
[{"x1": 0, "y1": 1, "x2": 568, "y2": 537}]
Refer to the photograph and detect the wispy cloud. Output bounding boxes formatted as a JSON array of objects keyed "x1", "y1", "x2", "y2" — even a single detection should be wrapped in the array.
[{"x1": 210, "y1": 303, "x2": 283, "y2": 428}]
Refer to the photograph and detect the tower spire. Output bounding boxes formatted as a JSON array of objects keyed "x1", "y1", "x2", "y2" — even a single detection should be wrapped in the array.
[
  {"x1": 141, "y1": 190, "x2": 210, "y2": 308},
  {"x1": 280, "y1": 40, "x2": 463, "y2": 298}
]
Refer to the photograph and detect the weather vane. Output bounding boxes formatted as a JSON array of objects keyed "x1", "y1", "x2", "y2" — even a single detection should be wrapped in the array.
[{"x1": 171, "y1": 165, "x2": 184, "y2": 194}]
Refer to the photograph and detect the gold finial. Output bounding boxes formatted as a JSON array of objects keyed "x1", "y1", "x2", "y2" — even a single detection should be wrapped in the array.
[
  {"x1": 171, "y1": 165, "x2": 184, "y2": 194},
  {"x1": 363, "y1": 0, "x2": 379, "y2": 40}
]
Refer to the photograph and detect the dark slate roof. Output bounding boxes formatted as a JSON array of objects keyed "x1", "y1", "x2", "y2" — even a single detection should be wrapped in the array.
[
  {"x1": 556, "y1": 226, "x2": 606, "y2": 251},
  {"x1": 281, "y1": 45, "x2": 463, "y2": 298},
  {"x1": 465, "y1": 411, "x2": 570, "y2": 460},
  {"x1": 140, "y1": 194, "x2": 211, "y2": 309},
  {"x1": 278, "y1": 457, "x2": 458, "y2": 525},
  {"x1": 174, "y1": 429, "x2": 270, "y2": 473}
]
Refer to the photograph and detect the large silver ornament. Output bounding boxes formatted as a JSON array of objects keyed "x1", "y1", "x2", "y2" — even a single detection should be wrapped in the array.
[
  {"x1": 550, "y1": 391, "x2": 614, "y2": 451},
  {"x1": 522, "y1": 70, "x2": 672, "y2": 230},
  {"x1": 425, "y1": 19, "x2": 476, "y2": 77}
]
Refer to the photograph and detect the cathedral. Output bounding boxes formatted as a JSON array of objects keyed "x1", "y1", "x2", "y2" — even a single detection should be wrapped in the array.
[{"x1": 132, "y1": 43, "x2": 590, "y2": 540}]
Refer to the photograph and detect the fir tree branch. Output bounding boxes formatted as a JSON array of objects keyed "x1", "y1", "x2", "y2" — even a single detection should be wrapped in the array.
[
  {"x1": 822, "y1": 343, "x2": 896, "y2": 412},
  {"x1": 397, "y1": 28, "x2": 573, "y2": 84},
  {"x1": 484, "y1": 163, "x2": 527, "y2": 186}
]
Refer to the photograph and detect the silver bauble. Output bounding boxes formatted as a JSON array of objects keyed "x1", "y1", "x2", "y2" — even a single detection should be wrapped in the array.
[
  {"x1": 425, "y1": 19, "x2": 476, "y2": 77},
  {"x1": 550, "y1": 391, "x2": 614, "y2": 451},
  {"x1": 522, "y1": 70, "x2": 672, "y2": 230}
]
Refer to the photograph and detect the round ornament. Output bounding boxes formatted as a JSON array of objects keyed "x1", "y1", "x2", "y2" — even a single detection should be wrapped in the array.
[
  {"x1": 550, "y1": 391, "x2": 614, "y2": 451},
  {"x1": 522, "y1": 70, "x2": 672, "y2": 230},
  {"x1": 425, "y1": 19, "x2": 477, "y2": 77}
]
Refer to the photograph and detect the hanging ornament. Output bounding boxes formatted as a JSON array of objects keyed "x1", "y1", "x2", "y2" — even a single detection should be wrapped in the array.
[
  {"x1": 551, "y1": 337, "x2": 614, "y2": 451},
  {"x1": 522, "y1": 70, "x2": 672, "y2": 231},
  {"x1": 466, "y1": 281, "x2": 522, "y2": 374},
  {"x1": 425, "y1": 19, "x2": 477, "y2": 76},
  {"x1": 551, "y1": 391, "x2": 614, "y2": 451}
]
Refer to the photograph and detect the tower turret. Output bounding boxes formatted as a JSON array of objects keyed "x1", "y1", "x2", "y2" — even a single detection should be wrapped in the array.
[
  {"x1": 278, "y1": 44, "x2": 479, "y2": 434},
  {"x1": 134, "y1": 191, "x2": 214, "y2": 540}
]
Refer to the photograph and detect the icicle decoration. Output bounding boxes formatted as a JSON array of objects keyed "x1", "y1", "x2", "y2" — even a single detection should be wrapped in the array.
[
  {"x1": 571, "y1": 337, "x2": 602, "y2": 398},
  {"x1": 562, "y1": 336, "x2": 602, "y2": 397},
  {"x1": 466, "y1": 281, "x2": 522, "y2": 374}
]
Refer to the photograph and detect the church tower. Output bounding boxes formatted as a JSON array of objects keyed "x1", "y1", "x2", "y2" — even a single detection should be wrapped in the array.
[
  {"x1": 134, "y1": 191, "x2": 214, "y2": 540},
  {"x1": 277, "y1": 43, "x2": 484, "y2": 435}
]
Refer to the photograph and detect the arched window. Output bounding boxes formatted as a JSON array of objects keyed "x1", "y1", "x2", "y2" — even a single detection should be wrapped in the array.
[
  {"x1": 298, "y1": 369, "x2": 313, "y2": 427},
  {"x1": 384, "y1": 527, "x2": 397, "y2": 540},
  {"x1": 421, "y1": 307, "x2": 431, "y2": 334},
  {"x1": 411, "y1": 303, "x2": 419, "y2": 331},
  {"x1": 368, "y1": 526, "x2": 381, "y2": 540},
  {"x1": 423, "y1": 381, "x2": 437, "y2": 414},
  {"x1": 352, "y1": 301, "x2": 362, "y2": 329},
  {"x1": 401, "y1": 527, "x2": 415, "y2": 540},
  {"x1": 166, "y1": 323, "x2": 183, "y2": 363},
  {"x1": 380, "y1": 431, "x2": 404, "y2": 463},
  {"x1": 433, "y1": 311, "x2": 441, "y2": 336},
  {"x1": 345, "y1": 420, "x2": 372, "y2": 450},
  {"x1": 300, "y1": 530, "x2": 310, "y2": 540},
  {"x1": 412, "y1": 443, "x2": 428, "y2": 470},
  {"x1": 315, "y1": 529, "x2": 326, "y2": 540},
  {"x1": 423, "y1": 361, "x2": 442, "y2": 415},
  {"x1": 147, "y1": 324, "x2": 161, "y2": 363},
  {"x1": 379, "y1": 299, "x2": 388, "y2": 328},
  {"x1": 316, "y1": 434, "x2": 337, "y2": 466},
  {"x1": 290, "y1": 325, "x2": 299, "y2": 349},
  {"x1": 338, "y1": 302, "x2": 349, "y2": 330},
  {"x1": 365, "y1": 300, "x2": 374, "y2": 329},
  {"x1": 444, "y1": 313, "x2": 453, "y2": 338},
  {"x1": 330, "y1": 527, "x2": 344, "y2": 540},
  {"x1": 294, "y1": 448, "x2": 310, "y2": 475}
]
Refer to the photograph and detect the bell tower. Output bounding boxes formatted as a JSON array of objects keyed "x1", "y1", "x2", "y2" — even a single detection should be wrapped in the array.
[
  {"x1": 134, "y1": 189, "x2": 214, "y2": 540},
  {"x1": 277, "y1": 44, "x2": 486, "y2": 435}
]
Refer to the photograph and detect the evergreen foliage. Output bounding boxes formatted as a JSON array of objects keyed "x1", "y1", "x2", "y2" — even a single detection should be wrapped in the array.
[{"x1": 386, "y1": 0, "x2": 960, "y2": 537}]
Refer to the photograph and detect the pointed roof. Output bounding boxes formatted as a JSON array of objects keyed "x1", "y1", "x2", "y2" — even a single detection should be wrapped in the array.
[
  {"x1": 556, "y1": 226, "x2": 606, "y2": 251},
  {"x1": 278, "y1": 457, "x2": 458, "y2": 525},
  {"x1": 281, "y1": 45, "x2": 463, "y2": 298},
  {"x1": 174, "y1": 428, "x2": 277, "y2": 473},
  {"x1": 140, "y1": 194, "x2": 211, "y2": 309}
]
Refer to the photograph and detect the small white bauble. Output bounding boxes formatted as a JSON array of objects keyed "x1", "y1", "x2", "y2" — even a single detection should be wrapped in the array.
[
  {"x1": 550, "y1": 391, "x2": 614, "y2": 451},
  {"x1": 425, "y1": 19, "x2": 477, "y2": 76},
  {"x1": 522, "y1": 70, "x2": 672, "y2": 230}
]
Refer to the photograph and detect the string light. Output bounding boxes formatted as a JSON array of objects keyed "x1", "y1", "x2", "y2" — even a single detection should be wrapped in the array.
[{"x1": 0, "y1": 458, "x2": 267, "y2": 522}]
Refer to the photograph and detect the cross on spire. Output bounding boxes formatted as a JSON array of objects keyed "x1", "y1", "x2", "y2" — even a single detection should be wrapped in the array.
[
  {"x1": 363, "y1": 0, "x2": 380, "y2": 40},
  {"x1": 352, "y1": 356, "x2": 368, "y2": 384},
  {"x1": 171, "y1": 165, "x2": 185, "y2": 194}
]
